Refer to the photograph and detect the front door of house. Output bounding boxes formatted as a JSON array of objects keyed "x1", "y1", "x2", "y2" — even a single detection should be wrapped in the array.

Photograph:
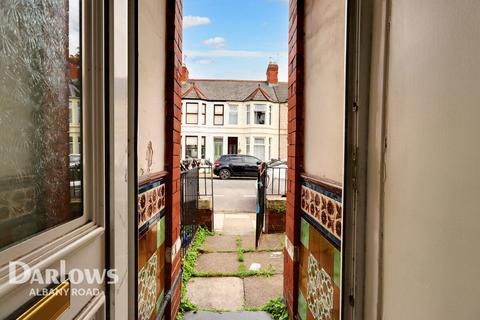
[
  {"x1": 228, "y1": 137, "x2": 238, "y2": 154},
  {"x1": 0, "y1": 1, "x2": 107, "y2": 318}
]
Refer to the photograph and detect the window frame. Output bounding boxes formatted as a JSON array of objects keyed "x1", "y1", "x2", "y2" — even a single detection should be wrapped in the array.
[
  {"x1": 201, "y1": 103, "x2": 206, "y2": 125},
  {"x1": 0, "y1": 0, "x2": 104, "y2": 264},
  {"x1": 246, "y1": 104, "x2": 251, "y2": 125},
  {"x1": 214, "y1": 104, "x2": 224, "y2": 126},
  {"x1": 185, "y1": 136, "x2": 199, "y2": 159},
  {"x1": 269, "y1": 105, "x2": 272, "y2": 125},
  {"x1": 186, "y1": 102, "x2": 199, "y2": 124},
  {"x1": 228, "y1": 104, "x2": 238, "y2": 125},
  {"x1": 201, "y1": 136, "x2": 206, "y2": 159},
  {"x1": 254, "y1": 104, "x2": 266, "y2": 125}
]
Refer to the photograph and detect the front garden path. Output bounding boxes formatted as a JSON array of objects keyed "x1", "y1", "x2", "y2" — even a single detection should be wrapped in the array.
[{"x1": 184, "y1": 213, "x2": 284, "y2": 319}]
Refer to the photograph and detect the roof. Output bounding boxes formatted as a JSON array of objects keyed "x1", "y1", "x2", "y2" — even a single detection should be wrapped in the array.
[{"x1": 182, "y1": 79, "x2": 288, "y2": 103}]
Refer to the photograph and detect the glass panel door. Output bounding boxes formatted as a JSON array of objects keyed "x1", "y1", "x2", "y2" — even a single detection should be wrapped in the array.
[
  {"x1": 0, "y1": 0, "x2": 83, "y2": 249},
  {"x1": 253, "y1": 138, "x2": 265, "y2": 161},
  {"x1": 214, "y1": 137, "x2": 223, "y2": 161}
]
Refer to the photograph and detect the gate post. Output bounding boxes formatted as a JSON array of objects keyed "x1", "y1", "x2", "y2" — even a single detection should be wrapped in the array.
[
  {"x1": 284, "y1": 0, "x2": 304, "y2": 318},
  {"x1": 164, "y1": 0, "x2": 183, "y2": 318}
]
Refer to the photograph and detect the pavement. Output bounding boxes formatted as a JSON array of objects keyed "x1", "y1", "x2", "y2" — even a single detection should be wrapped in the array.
[
  {"x1": 185, "y1": 311, "x2": 272, "y2": 320},
  {"x1": 200, "y1": 177, "x2": 257, "y2": 213}
]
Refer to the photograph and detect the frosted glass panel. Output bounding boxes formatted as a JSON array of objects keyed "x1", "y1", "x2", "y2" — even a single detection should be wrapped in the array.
[{"x1": 0, "y1": 0, "x2": 83, "y2": 249}]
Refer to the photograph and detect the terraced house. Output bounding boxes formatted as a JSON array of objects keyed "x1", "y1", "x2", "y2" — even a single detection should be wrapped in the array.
[
  {"x1": 0, "y1": 0, "x2": 479, "y2": 320},
  {"x1": 180, "y1": 63, "x2": 288, "y2": 162}
]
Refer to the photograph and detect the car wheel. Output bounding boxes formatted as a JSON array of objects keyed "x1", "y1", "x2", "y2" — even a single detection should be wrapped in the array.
[{"x1": 219, "y1": 169, "x2": 231, "y2": 180}]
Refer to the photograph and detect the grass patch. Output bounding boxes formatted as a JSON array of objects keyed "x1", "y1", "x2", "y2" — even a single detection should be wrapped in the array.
[
  {"x1": 177, "y1": 227, "x2": 214, "y2": 319},
  {"x1": 263, "y1": 298, "x2": 289, "y2": 320},
  {"x1": 192, "y1": 266, "x2": 275, "y2": 278},
  {"x1": 238, "y1": 249, "x2": 244, "y2": 262},
  {"x1": 243, "y1": 298, "x2": 289, "y2": 320}
]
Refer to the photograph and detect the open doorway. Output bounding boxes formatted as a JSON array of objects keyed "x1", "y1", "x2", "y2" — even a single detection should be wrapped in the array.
[{"x1": 178, "y1": 0, "x2": 289, "y2": 318}]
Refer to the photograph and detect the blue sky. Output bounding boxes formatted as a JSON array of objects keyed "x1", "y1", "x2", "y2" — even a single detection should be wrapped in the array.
[{"x1": 183, "y1": 0, "x2": 289, "y2": 81}]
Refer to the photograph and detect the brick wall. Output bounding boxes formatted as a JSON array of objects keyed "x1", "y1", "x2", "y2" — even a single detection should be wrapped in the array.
[
  {"x1": 284, "y1": 0, "x2": 304, "y2": 318},
  {"x1": 165, "y1": 0, "x2": 183, "y2": 318}
]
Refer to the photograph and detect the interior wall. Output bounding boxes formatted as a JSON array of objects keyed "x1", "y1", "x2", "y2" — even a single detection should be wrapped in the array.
[
  {"x1": 303, "y1": 0, "x2": 346, "y2": 182},
  {"x1": 138, "y1": 0, "x2": 166, "y2": 176},
  {"x1": 367, "y1": 1, "x2": 480, "y2": 319}
]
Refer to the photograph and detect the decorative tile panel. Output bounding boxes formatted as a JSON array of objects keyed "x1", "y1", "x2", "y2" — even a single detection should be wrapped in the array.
[
  {"x1": 298, "y1": 176, "x2": 342, "y2": 320},
  {"x1": 138, "y1": 178, "x2": 167, "y2": 320},
  {"x1": 301, "y1": 184, "x2": 342, "y2": 247},
  {"x1": 138, "y1": 181, "x2": 166, "y2": 229}
]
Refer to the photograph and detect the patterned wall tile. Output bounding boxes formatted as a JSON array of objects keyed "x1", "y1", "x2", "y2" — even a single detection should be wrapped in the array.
[
  {"x1": 138, "y1": 182, "x2": 165, "y2": 228},
  {"x1": 138, "y1": 253, "x2": 158, "y2": 320},
  {"x1": 307, "y1": 254, "x2": 334, "y2": 320},
  {"x1": 301, "y1": 185, "x2": 342, "y2": 241}
]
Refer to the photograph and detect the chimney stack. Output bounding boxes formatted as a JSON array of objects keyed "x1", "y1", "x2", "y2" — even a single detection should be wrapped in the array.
[
  {"x1": 68, "y1": 56, "x2": 80, "y2": 80},
  {"x1": 266, "y1": 62, "x2": 278, "y2": 85},
  {"x1": 181, "y1": 64, "x2": 189, "y2": 82}
]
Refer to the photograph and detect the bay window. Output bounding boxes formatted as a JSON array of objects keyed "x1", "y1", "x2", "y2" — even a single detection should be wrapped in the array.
[
  {"x1": 254, "y1": 104, "x2": 266, "y2": 125},
  {"x1": 186, "y1": 102, "x2": 199, "y2": 124},
  {"x1": 185, "y1": 136, "x2": 198, "y2": 159}
]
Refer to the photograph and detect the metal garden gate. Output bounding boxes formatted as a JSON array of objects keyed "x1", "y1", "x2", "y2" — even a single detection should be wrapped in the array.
[{"x1": 255, "y1": 162, "x2": 268, "y2": 248}]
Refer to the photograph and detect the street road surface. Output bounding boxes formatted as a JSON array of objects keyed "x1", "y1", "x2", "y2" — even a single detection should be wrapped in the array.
[{"x1": 200, "y1": 177, "x2": 257, "y2": 213}]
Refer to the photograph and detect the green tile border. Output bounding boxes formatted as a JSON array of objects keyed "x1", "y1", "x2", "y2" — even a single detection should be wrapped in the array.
[
  {"x1": 334, "y1": 248, "x2": 341, "y2": 286},
  {"x1": 300, "y1": 217, "x2": 310, "y2": 249},
  {"x1": 298, "y1": 289, "x2": 307, "y2": 320},
  {"x1": 157, "y1": 216, "x2": 165, "y2": 248}
]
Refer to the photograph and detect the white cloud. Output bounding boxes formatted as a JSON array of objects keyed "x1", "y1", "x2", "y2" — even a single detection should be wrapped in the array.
[
  {"x1": 185, "y1": 50, "x2": 287, "y2": 59},
  {"x1": 196, "y1": 59, "x2": 213, "y2": 65},
  {"x1": 183, "y1": 15, "x2": 211, "y2": 28},
  {"x1": 203, "y1": 37, "x2": 226, "y2": 48}
]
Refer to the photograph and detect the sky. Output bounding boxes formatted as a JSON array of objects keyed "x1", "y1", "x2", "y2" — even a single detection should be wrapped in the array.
[
  {"x1": 183, "y1": 0, "x2": 289, "y2": 82},
  {"x1": 69, "y1": 0, "x2": 80, "y2": 55}
]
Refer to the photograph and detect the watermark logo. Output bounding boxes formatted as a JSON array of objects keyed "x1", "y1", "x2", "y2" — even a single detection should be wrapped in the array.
[{"x1": 9, "y1": 260, "x2": 118, "y2": 296}]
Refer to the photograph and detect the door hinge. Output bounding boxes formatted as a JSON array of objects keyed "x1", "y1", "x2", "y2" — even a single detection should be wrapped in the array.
[{"x1": 353, "y1": 102, "x2": 359, "y2": 112}]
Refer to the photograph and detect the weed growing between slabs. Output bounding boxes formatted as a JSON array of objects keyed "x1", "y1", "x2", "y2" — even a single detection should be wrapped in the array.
[
  {"x1": 178, "y1": 227, "x2": 213, "y2": 319},
  {"x1": 177, "y1": 230, "x2": 283, "y2": 319}
]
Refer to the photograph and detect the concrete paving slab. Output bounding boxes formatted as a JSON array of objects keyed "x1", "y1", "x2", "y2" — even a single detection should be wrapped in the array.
[
  {"x1": 186, "y1": 277, "x2": 244, "y2": 310},
  {"x1": 195, "y1": 252, "x2": 240, "y2": 273},
  {"x1": 220, "y1": 214, "x2": 256, "y2": 235},
  {"x1": 201, "y1": 235, "x2": 239, "y2": 252},
  {"x1": 244, "y1": 275, "x2": 284, "y2": 308},
  {"x1": 239, "y1": 234, "x2": 256, "y2": 250},
  {"x1": 257, "y1": 234, "x2": 284, "y2": 251},
  {"x1": 185, "y1": 311, "x2": 272, "y2": 320},
  {"x1": 214, "y1": 213, "x2": 225, "y2": 231},
  {"x1": 244, "y1": 252, "x2": 284, "y2": 274}
]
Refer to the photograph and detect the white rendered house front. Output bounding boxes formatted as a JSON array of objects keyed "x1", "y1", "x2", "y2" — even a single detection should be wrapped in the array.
[{"x1": 180, "y1": 99, "x2": 287, "y2": 162}]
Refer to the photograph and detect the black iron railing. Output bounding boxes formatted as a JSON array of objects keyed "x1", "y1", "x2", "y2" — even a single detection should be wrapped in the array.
[
  {"x1": 266, "y1": 166, "x2": 287, "y2": 196},
  {"x1": 180, "y1": 165, "x2": 199, "y2": 258},
  {"x1": 256, "y1": 162, "x2": 268, "y2": 248},
  {"x1": 69, "y1": 165, "x2": 82, "y2": 201},
  {"x1": 198, "y1": 163, "x2": 214, "y2": 206}
]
